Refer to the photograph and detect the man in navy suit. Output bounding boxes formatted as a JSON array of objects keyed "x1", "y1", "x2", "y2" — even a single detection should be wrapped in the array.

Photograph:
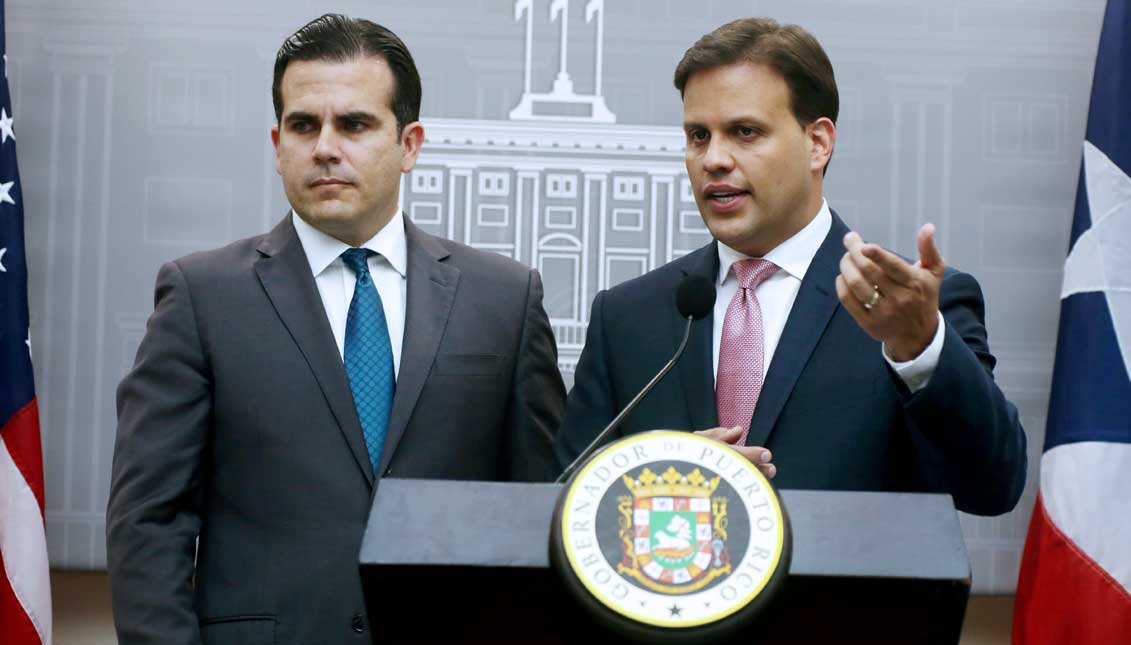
[{"x1": 554, "y1": 17, "x2": 1026, "y2": 516}]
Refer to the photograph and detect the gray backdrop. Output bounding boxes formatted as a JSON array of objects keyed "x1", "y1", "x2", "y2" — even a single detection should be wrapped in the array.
[{"x1": 7, "y1": 0, "x2": 1103, "y2": 594}]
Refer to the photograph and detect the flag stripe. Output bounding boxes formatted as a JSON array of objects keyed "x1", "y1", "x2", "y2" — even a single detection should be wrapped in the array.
[
  {"x1": 0, "y1": 426, "x2": 51, "y2": 644},
  {"x1": 1040, "y1": 441, "x2": 1131, "y2": 595},
  {"x1": 1014, "y1": 496, "x2": 1131, "y2": 644},
  {"x1": 0, "y1": 551, "x2": 42, "y2": 645},
  {"x1": 0, "y1": 401, "x2": 45, "y2": 512}
]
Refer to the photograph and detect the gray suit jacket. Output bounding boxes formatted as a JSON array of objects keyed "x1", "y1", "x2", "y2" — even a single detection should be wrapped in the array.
[{"x1": 106, "y1": 215, "x2": 565, "y2": 644}]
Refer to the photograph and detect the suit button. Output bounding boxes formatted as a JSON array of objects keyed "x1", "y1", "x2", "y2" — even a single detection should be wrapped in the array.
[{"x1": 351, "y1": 613, "x2": 365, "y2": 633}]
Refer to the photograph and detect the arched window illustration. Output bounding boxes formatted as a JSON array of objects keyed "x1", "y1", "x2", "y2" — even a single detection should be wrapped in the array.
[{"x1": 537, "y1": 233, "x2": 582, "y2": 322}]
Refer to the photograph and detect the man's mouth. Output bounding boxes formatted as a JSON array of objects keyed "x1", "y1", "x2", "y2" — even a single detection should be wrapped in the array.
[
  {"x1": 708, "y1": 191, "x2": 745, "y2": 204},
  {"x1": 704, "y1": 185, "x2": 749, "y2": 204},
  {"x1": 310, "y1": 178, "x2": 350, "y2": 187}
]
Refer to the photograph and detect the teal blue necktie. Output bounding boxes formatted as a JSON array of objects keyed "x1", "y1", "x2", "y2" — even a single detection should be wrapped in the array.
[{"x1": 340, "y1": 248, "x2": 395, "y2": 476}]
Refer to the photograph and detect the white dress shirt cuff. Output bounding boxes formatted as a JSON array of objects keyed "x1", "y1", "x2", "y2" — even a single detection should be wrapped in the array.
[{"x1": 883, "y1": 310, "x2": 945, "y2": 393}]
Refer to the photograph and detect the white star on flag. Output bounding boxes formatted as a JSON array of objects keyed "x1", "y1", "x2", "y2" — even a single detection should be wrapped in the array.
[
  {"x1": 0, "y1": 247, "x2": 6, "y2": 272},
  {"x1": 1061, "y1": 140, "x2": 1131, "y2": 381},
  {"x1": 0, "y1": 180, "x2": 14, "y2": 205},
  {"x1": 0, "y1": 108, "x2": 13, "y2": 143}
]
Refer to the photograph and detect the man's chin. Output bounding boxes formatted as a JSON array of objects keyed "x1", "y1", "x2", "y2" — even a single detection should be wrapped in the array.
[
  {"x1": 706, "y1": 220, "x2": 768, "y2": 256},
  {"x1": 705, "y1": 218, "x2": 748, "y2": 242},
  {"x1": 294, "y1": 203, "x2": 357, "y2": 230},
  {"x1": 302, "y1": 201, "x2": 355, "y2": 222}
]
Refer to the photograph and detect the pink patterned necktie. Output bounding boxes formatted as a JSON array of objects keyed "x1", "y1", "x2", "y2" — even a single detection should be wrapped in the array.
[{"x1": 716, "y1": 258, "x2": 780, "y2": 446}]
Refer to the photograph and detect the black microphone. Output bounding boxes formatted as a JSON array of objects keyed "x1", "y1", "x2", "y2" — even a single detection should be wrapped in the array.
[
  {"x1": 556, "y1": 274, "x2": 716, "y2": 483},
  {"x1": 676, "y1": 274, "x2": 717, "y2": 321}
]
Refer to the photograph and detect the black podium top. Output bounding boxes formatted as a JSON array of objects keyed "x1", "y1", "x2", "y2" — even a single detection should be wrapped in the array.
[{"x1": 361, "y1": 479, "x2": 969, "y2": 582}]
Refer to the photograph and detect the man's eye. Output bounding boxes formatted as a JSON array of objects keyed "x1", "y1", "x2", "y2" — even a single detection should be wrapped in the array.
[
  {"x1": 688, "y1": 130, "x2": 708, "y2": 143},
  {"x1": 344, "y1": 121, "x2": 366, "y2": 133},
  {"x1": 291, "y1": 121, "x2": 313, "y2": 133},
  {"x1": 738, "y1": 126, "x2": 757, "y2": 137}
]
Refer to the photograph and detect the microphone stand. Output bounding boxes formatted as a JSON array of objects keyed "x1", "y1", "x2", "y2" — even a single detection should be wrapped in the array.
[{"x1": 555, "y1": 315, "x2": 695, "y2": 484}]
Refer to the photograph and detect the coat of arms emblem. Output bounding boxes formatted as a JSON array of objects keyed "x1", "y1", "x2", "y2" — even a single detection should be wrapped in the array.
[
  {"x1": 617, "y1": 465, "x2": 731, "y2": 593},
  {"x1": 551, "y1": 431, "x2": 791, "y2": 636}
]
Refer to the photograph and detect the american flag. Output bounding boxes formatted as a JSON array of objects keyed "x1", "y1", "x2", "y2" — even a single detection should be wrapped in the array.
[
  {"x1": 1013, "y1": 0, "x2": 1131, "y2": 642},
  {"x1": 0, "y1": 1, "x2": 53, "y2": 643}
]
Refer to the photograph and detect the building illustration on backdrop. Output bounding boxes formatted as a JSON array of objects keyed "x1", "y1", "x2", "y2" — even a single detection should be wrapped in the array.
[
  {"x1": 402, "y1": 0, "x2": 708, "y2": 374},
  {"x1": 510, "y1": 0, "x2": 615, "y2": 123}
]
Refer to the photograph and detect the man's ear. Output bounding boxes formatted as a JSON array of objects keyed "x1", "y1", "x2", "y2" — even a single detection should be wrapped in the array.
[
  {"x1": 807, "y1": 117, "x2": 836, "y2": 174},
  {"x1": 271, "y1": 125, "x2": 282, "y2": 175},
  {"x1": 400, "y1": 121, "x2": 425, "y2": 173}
]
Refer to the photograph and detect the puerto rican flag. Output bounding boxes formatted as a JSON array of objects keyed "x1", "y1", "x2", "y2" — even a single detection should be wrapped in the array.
[
  {"x1": 1013, "y1": 1, "x2": 1131, "y2": 642},
  {"x1": 0, "y1": 1, "x2": 53, "y2": 643}
]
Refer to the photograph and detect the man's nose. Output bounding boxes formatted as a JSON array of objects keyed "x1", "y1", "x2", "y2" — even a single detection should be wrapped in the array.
[
  {"x1": 312, "y1": 125, "x2": 341, "y2": 164},
  {"x1": 702, "y1": 137, "x2": 734, "y2": 174}
]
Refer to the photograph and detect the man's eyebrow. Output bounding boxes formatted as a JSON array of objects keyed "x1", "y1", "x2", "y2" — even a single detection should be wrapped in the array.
[
  {"x1": 282, "y1": 111, "x2": 316, "y2": 125},
  {"x1": 682, "y1": 115, "x2": 771, "y2": 133},
  {"x1": 725, "y1": 115, "x2": 769, "y2": 129},
  {"x1": 337, "y1": 111, "x2": 378, "y2": 123}
]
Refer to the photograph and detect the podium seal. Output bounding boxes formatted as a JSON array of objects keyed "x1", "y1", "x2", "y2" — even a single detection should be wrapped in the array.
[{"x1": 550, "y1": 431, "x2": 791, "y2": 641}]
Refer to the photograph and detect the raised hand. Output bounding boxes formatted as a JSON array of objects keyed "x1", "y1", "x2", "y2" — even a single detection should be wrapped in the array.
[{"x1": 835, "y1": 223, "x2": 945, "y2": 361}]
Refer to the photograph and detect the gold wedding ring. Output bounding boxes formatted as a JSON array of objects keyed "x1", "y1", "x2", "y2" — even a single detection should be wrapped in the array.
[{"x1": 863, "y1": 285, "x2": 881, "y2": 311}]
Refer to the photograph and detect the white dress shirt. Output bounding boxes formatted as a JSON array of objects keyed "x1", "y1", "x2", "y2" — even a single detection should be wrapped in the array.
[
  {"x1": 291, "y1": 210, "x2": 407, "y2": 377},
  {"x1": 711, "y1": 199, "x2": 944, "y2": 393}
]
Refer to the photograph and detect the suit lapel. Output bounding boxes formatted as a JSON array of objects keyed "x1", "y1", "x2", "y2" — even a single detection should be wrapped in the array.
[
  {"x1": 677, "y1": 243, "x2": 721, "y2": 431},
  {"x1": 744, "y1": 214, "x2": 849, "y2": 447},
  {"x1": 377, "y1": 219, "x2": 459, "y2": 474},
  {"x1": 253, "y1": 216, "x2": 375, "y2": 486}
]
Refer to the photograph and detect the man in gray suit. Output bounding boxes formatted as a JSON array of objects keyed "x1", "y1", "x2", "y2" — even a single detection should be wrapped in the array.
[{"x1": 106, "y1": 14, "x2": 565, "y2": 644}]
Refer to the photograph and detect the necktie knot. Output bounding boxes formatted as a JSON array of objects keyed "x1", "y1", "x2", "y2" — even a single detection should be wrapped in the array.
[
  {"x1": 341, "y1": 248, "x2": 375, "y2": 281},
  {"x1": 732, "y1": 259, "x2": 778, "y2": 291}
]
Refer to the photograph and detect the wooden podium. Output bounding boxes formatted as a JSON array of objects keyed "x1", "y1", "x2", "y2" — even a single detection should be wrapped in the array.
[{"x1": 359, "y1": 479, "x2": 970, "y2": 643}]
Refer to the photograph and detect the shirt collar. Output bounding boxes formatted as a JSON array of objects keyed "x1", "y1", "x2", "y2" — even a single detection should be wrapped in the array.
[
  {"x1": 716, "y1": 198, "x2": 832, "y2": 286},
  {"x1": 291, "y1": 208, "x2": 408, "y2": 279}
]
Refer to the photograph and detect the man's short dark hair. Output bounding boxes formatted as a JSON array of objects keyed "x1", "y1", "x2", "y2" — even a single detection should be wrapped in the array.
[
  {"x1": 272, "y1": 14, "x2": 422, "y2": 136},
  {"x1": 674, "y1": 17, "x2": 838, "y2": 128}
]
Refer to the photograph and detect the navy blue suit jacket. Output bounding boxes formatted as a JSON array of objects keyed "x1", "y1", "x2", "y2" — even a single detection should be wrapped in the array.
[{"x1": 554, "y1": 213, "x2": 1026, "y2": 516}]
